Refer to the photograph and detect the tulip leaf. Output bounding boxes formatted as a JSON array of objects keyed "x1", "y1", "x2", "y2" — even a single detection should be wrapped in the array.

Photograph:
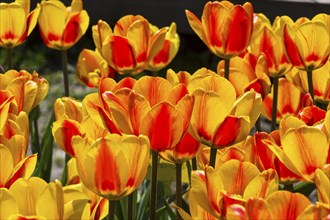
[
  {"x1": 28, "y1": 105, "x2": 41, "y2": 158},
  {"x1": 137, "y1": 180, "x2": 151, "y2": 220},
  {"x1": 33, "y1": 111, "x2": 55, "y2": 182}
]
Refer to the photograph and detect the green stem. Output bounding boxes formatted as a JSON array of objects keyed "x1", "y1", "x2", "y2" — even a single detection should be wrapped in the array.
[
  {"x1": 224, "y1": 58, "x2": 230, "y2": 80},
  {"x1": 108, "y1": 200, "x2": 117, "y2": 220},
  {"x1": 209, "y1": 147, "x2": 217, "y2": 168},
  {"x1": 61, "y1": 50, "x2": 69, "y2": 97},
  {"x1": 61, "y1": 154, "x2": 70, "y2": 186},
  {"x1": 271, "y1": 77, "x2": 279, "y2": 131},
  {"x1": 150, "y1": 150, "x2": 158, "y2": 220},
  {"x1": 176, "y1": 163, "x2": 182, "y2": 220},
  {"x1": 191, "y1": 157, "x2": 197, "y2": 170},
  {"x1": 306, "y1": 70, "x2": 314, "y2": 102},
  {"x1": 7, "y1": 47, "x2": 13, "y2": 70},
  {"x1": 127, "y1": 192, "x2": 134, "y2": 220}
]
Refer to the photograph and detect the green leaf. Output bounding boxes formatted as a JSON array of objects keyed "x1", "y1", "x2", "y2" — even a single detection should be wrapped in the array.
[
  {"x1": 137, "y1": 180, "x2": 151, "y2": 220},
  {"x1": 28, "y1": 105, "x2": 41, "y2": 158},
  {"x1": 294, "y1": 182, "x2": 316, "y2": 197},
  {"x1": 33, "y1": 111, "x2": 55, "y2": 182}
]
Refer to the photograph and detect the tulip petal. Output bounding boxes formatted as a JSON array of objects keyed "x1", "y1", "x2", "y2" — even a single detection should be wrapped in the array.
[
  {"x1": 0, "y1": 3, "x2": 26, "y2": 47},
  {"x1": 0, "y1": 188, "x2": 18, "y2": 219},
  {"x1": 218, "y1": 160, "x2": 260, "y2": 196},
  {"x1": 314, "y1": 169, "x2": 330, "y2": 204},
  {"x1": 266, "y1": 191, "x2": 311, "y2": 219},
  {"x1": 213, "y1": 116, "x2": 250, "y2": 147},
  {"x1": 140, "y1": 102, "x2": 183, "y2": 151},
  {"x1": 282, "y1": 127, "x2": 329, "y2": 180}
]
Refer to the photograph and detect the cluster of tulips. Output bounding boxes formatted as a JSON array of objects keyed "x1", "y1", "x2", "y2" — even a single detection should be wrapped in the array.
[{"x1": 0, "y1": 0, "x2": 329, "y2": 219}]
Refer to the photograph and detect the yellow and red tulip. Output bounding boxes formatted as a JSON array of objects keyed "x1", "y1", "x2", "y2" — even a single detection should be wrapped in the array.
[
  {"x1": 0, "y1": 70, "x2": 49, "y2": 114},
  {"x1": 0, "y1": 0, "x2": 40, "y2": 48},
  {"x1": 185, "y1": 1, "x2": 254, "y2": 59},
  {"x1": 99, "y1": 76, "x2": 194, "y2": 152},
  {"x1": 217, "y1": 52, "x2": 271, "y2": 99},
  {"x1": 0, "y1": 90, "x2": 16, "y2": 131},
  {"x1": 38, "y1": 0, "x2": 90, "y2": 50},
  {"x1": 281, "y1": 14, "x2": 330, "y2": 71},
  {"x1": 93, "y1": 16, "x2": 167, "y2": 75},
  {"x1": 262, "y1": 77, "x2": 304, "y2": 122},
  {"x1": 76, "y1": 49, "x2": 115, "y2": 88},
  {"x1": 314, "y1": 168, "x2": 330, "y2": 205},
  {"x1": 188, "y1": 74, "x2": 261, "y2": 148},
  {"x1": 189, "y1": 159, "x2": 278, "y2": 218},
  {"x1": 147, "y1": 22, "x2": 180, "y2": 72},
  {"x1": 263, "y1": 116, "x2": 329, "y2": 181},
  {"x1": 286, "y1": 60, "x2": 330, "y2": 103},
  {"x1": 249, "y1": 13, "x2": 293, "y2": 77},
  {"x1": 52, "y1": 97, "x2": 83, "y2": 157},
  {"x1": 72, "y1": 134, "x2": 150, "y2": 201}
]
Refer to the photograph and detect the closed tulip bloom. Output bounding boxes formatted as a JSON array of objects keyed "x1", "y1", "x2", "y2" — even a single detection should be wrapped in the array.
[
  {"x1": 286, "y1": 61, "x2": 330, "y2": 103},
  {"x1": 0, "y1": 70, "x2": 49, "y2": 114},
  {"x1": 76, "y1": 49, "x2": 115, "y2": 88},
  {"x1": 38, "y1": 0, "x2": 89, "y2": 50},
  {"x1": 100, "y1": 76, "x2": 194, "y2": 152},
  {"x1": 147, "y1": 22, "x2": 180, "y2": 72},
  {"x1": 188, "y1": 74, "x2": 261, "y2": 148},
  {"x1": 52, "y1": 97, "x2": 83, "y2": 157},
  {"x1": 249, "y1": 13, "x2": 293, "y2": 77},
  {"x1": 0, "y1": 0, "x2": 40, "y2": 48},
  {"x1": 262, "y1": 78, "x2": 304, "y2": 122},
  {"x1": 185, "y1": 1, "x2": 254, "y2": 59},
  {"x1": 0, "y1": 91, "x2": 15, "y2": 131},
  {"x1": 217, "y1": 52, "x2": 271, "y2": 99},
  {"x1": 282, "y1": 14, "x2": 330, "y2": 71},
  {"x1": 72, "y1": 134, "x2": 150, "y2": 200},
  {"x1": 93, "y1": 16, "x2": 167, "y2": 75}
]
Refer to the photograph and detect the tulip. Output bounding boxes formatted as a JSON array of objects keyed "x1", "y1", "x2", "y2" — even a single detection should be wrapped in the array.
[
  {"x1": 187, "y1": 73, "x2": 261, "y2": 167},
  {"x1": 250, "y1": 13, "x2": 293, "y2": 78},
  {"x1": 92, "y1": 17, "x2": 167, "y2": 75},
  {"x1": 76, "y1": 49, "x2": 115, "y2": 88},
  {"x1": 189, "y1": 160, "x2": 278, "y2": 219},
  {"x1": 282, "y1": 14, "x2": 330, "y2": 101},
  {"x1": 286, "y1": 61, "x2": 330, "y2": 103},
  {"x1": 217, "y1": 52, "x2": 271, "y2": 99},
  {"x1": 0, "y1": 0, "x2": 40, "y2": 48},
  {"x1": 0, "y1": 90, "x2": 16, "y2": 131},
  {"x1": 262, "y1": 77, "x2": 304, "y2": 123},
  {"x1": 0, "y1": 0, "x2": 40, "y2": 69},
  {"x1": 146, "y1": 22, "x2": 180, "y2": 72},
  {"x1": 185, "y1": 1, "x2": 253, "y2": 60},
  {"x1": 38, "y1": 0, "x2": 89, "y2": 50},
  {"x1": 72, "y1": 134, "x2": 150, "y2": 201},
  {"x1": 0, "y1": 70, "x2": 49, "y2": 114},
  {"x1": 263, "y1": 116, "x2": 329, "y2": 181}
]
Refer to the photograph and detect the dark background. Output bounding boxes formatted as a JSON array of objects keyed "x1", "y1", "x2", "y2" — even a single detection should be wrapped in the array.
[{"x1": 1, "y1": 0, "x2": 329, "y2": 75}]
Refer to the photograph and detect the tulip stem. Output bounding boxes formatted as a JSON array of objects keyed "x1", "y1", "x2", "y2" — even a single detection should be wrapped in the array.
[
  {"x1": 108, "y1": 200, "x2": 117, "y2": 220},
  {"x1": 209, "y1": 147, "x2": 217, "y2": 168},
  {"x1": 176, "y1": 163, "x2": 183, "y2": 220},
  {"x1": 192, "y1": 157, "x2": 197, "y2": 170},
  {"x1": 224, "y1": 58, "x2": 230, "y2": 80},
  {"x1": 150, "y1": 150, "x2": 159, "y2": 220},
  {"x1": 61, "y1": 50, "x2": 69, "y2": 97},
  {"x1": 7, "y1": 48, "x2": 13, "y2": 70},
  {"x1": 127, "y1": 191, "x2": 135, "y2": 220},
  {"x1": 306, "y1": 70, "x2": 314, "y2": 102},
  {"x1": 271, "y1": 77, "x2": 279, "y2": 131}
]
